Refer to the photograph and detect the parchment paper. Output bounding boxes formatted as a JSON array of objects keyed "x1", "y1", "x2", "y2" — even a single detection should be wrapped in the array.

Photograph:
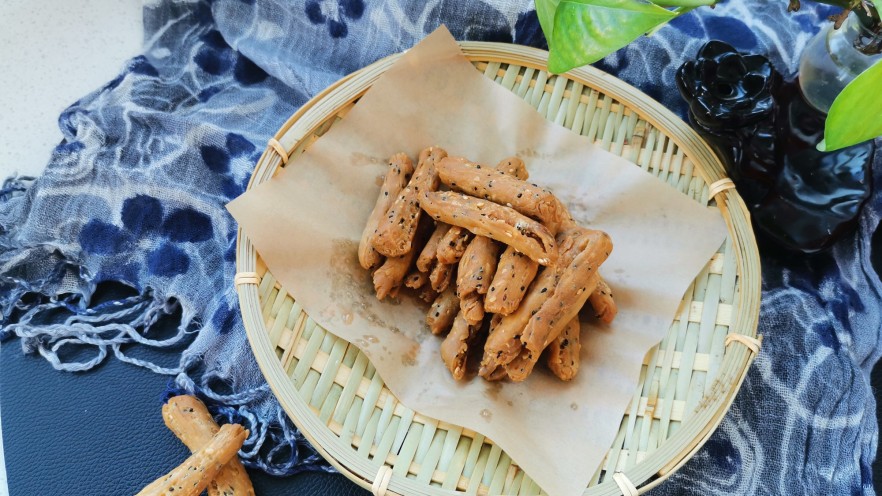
[{"x1": 228, "y1": 27, "x2": 728, "y2": 496}]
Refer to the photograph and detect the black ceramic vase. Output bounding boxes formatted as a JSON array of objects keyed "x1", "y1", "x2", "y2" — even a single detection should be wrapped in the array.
[{"x1": 677, "y1": 41, "x2": 875, "y2": 254}]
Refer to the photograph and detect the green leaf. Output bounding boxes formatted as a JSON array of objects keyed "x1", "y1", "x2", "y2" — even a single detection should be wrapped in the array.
[
  {"x1": 819, "y1": 60, "x2": 882, "y2": 151},
  {"x1": 535, "y1": 0, "x2": 561, "y2": 47},
  {"x1": 547, "y1": 0, "x2": 677, "y2": 74}
]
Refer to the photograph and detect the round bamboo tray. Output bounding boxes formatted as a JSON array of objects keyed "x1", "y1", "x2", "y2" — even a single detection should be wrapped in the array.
[{"x1": 235, "y1": 42, "x2": 761, "y2": 495}]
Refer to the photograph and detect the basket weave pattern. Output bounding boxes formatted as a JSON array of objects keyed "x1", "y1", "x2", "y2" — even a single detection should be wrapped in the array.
[{"x1": 236, "y1": 43, "x2": 761, "y2": 496}]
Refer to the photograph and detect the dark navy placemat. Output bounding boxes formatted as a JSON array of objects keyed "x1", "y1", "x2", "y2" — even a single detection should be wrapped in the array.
[{"x1": 0, "y1": 342, "x2": 366, "y2": 495}]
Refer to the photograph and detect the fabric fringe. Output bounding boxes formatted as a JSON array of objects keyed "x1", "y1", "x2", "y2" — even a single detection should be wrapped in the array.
[
  {"x1": 1, "y1": 175, "x2": 330, "y2": 475},
  {"x1": 4, "y1": 290, "x2": 188, "y2": 375}
]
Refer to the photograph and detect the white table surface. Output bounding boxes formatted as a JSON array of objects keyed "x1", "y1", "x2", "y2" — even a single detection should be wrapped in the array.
[
  {"x1": 0, "y1": 0, "x2": 142, "y2": 179},
  {"x1": 0, "y1": 2, "x2": 143, "y2": 494}
]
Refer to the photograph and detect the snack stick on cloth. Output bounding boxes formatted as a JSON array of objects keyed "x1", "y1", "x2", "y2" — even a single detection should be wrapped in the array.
[
  {"x1": 372, "y1": 216, "x2": 432, "y2": 300},
  {"x1": 479, "y1": 264, "x2": 558, "y2": 379},
  {"x1": 426, "y1": 285, "x2": 459, "y2": 335},
  {"x1": 436, "y1": 156, "x2": 571, "y2": 233},
  {"x1": 484, "y1": 247, "x2": 539, "y2": 315},
  {"x1": 405, "y1": 270, "x2": 429, "y2": 290},
  {"x1": 494, "y1": 156, "x2": 529, "y2": 180},
  {"x1": 505, "y1": 275, "x2": 602, "y2": 382},
  {"x1": 162, "y1": 395, "x2": 255, "y2": 496},
  {"x1": 453, "y1": 156, "x2": 529, "y2": 324},
  {"x1": 457, "y1": 235, "x2": 500, "y2": 325},
  {"x1": 416, "y1": 222, "x2": 450, "y2": 272},
  {"x1": 588, "y1": 277, "x2": 617, "y2": 324},
  {"x1": 459, "y1": 292, "x2": 485, "y2": 327},
  {"x1": 429, "y1": 258, "x2": 454, "y2": 292},
  {"x1": 457, "y1": 233, "x2": 502, "y2": 296},
  {"x1": 358, "y1": 152, "x2": 414, "y2": 270},
  {"x1": 372, "y1": 146, "x2": 447, "y2": 257},
  {"x1": 544, "y1": 317, "x2": 582, "y2": 381},
  {"x1": 373, "y1": 251, "x2": 417, "y2": 300},
  {"x1": 440, "y1": 312, "x2": 484, "y2": 380},
  {"x1": 419, "y1": 191, "x2": 558, "y2": 266},
  {"x1": 418, "y1": 285, "x2": 439, "y2": 303},
  {"x1": 436, "y1": 226, "x2": 472, "y2": 264},
  {"x1": 135, "y1": 423, "x2": 249, "y2": 496},
  {"x1": 522, "y1": 230, "x2": 612, "y2": 355},
  {"x1": 505, "y1": 231, "x2": 612, "y2": 382},
  {"x1": 434, "y1": 156, "x2": 525, "y2": 266},
  {"x1": 479, "y1": 226, "x2": 602, "y2": 379}
]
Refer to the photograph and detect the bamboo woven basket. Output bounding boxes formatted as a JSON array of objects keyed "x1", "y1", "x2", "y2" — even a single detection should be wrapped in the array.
[{"x1": 235, "y1": 42, "x2": 762, "y2": 496}]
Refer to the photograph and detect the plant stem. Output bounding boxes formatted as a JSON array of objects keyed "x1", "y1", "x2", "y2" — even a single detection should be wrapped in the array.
[{"x1": 853, "y1": 1, "x2": 882, "y2": 54}]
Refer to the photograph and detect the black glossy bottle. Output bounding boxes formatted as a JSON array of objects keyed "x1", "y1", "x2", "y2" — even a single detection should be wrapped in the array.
[{"x1": 677, "y1": 41, "x2": 874, "y2": 254}]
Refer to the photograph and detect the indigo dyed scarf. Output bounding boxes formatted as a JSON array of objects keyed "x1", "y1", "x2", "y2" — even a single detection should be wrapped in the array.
[{"x1": 1, "y1": 0, "x2": 877, "y2": 493}]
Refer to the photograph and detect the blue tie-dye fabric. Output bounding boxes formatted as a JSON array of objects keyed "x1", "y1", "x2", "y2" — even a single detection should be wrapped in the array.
[{"x1": 1, "y1": 0, "x2": 878, "y2": 493}]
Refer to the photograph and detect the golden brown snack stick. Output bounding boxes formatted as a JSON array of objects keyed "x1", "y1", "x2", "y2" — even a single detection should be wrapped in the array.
[
  {"x1": 544, "y1": 317, "x2": 581, "y2": 381},
  {"x1": 135, "y1": 423, "x2": 248, "y2": 496},
  {"x1": 426, "y1": 157, "x2": 520, "y2": 272},
  {"x1": 482, "y1": 316, "x2": 508, "y2": 381},
  {"x1": 436, "y1": 157, "x2": 570, "y2": 233},
  {"x1": 484, "y1": 247, "x2": 539, "y2": 315},
  {"x1": 373, "y1": 249, "x2": 418, "y2": 300},
  {"x1": 426, "y1": 286, "x2": 459, "y2": 335},
  {"x1": 373, "y1": 147, "x2": 447, "y2": 257},
  {"x1": 479, "y1": 227, "x2": 595, "y2": 379},
  {"x1": 162, "y1": 396, "x2": 255, "y2": 496},
  {"x1": 588, "y1": 277, "x2": 617, "y2": 324},
  {"x1": 521, "y1": 231, "x2": 612, "y2": 356},
  {"x1": 429, "y1": 260, "x2": 454, "y2": 292},
  {"x1": 359, "y1": 153, "x2": 414, "y2": 270},
  {"x1": 436, "y1": 226, "x2": 472, "y2": 264},
  {"x1": 505, "y1": 311, "x2": 588, "y2": 381},
  {"x1": 440, "y1": 312, "x2": 482, "y2": 380},
  {"x1": 452, "y1": 158, "x2": 526, "y2": 319},
  {"x1": 419, "y1": 191, "x2": 558, "y2": 266},
  {"x1": 495, "y1": 156, "x2": 529, "y2": 180},
  {"x1": 405, "y1": 270, "x2": 428, "y2": 290},
  {"x1": 484, "y1": 366, "x2": 508, "y2": 381},
  {"x1": 502, "y1": 346, "x2": 535, "y2": 382},
  {"x1": 456, "y1": 235, "x2": 500, "y2": 325},
  {"x1": 457, "y1": 233, "x2": 500, "y2": 296},
  {"x1": 418, "y1": 286, "x2": 439, "y2": 303},
  {"x1": 373, "y1": 217, "x2": 432, "y2": 300},
  {"x1": 478, "y1": 265, "x2": 558, "y2": 379},
  {"x1": 441, "y1": 155, "x2": 529, "y2": 181},
  {"x1": 459, "y1": 292, "x2": 485, "y2": 326},
  {"x1": 416, "y1": 223, "x2": 450, "y2": 272}
]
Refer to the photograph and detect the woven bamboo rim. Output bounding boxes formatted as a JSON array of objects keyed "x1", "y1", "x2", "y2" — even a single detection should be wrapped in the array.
[{"x1": 235, "y1": 42, "x2": 761, "y2": 495}]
